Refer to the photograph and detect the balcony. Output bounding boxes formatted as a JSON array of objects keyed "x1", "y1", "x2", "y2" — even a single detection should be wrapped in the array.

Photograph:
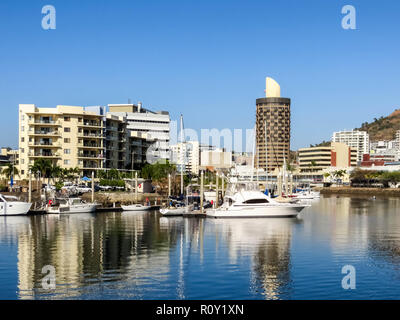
[
  {"x1": 28, "y1": 152, "x2": 61, "y2": 158},
  {"x1": 29, "y1": 142, "x2": 61, "y2": 148},
  {"x1": 78, "y1": 121, "x2": 103, "y2": 128},
  {"x1": 29, "y1": 119, "x2": 61, "y2": 126},
  {"x1": 78, "y1": 142, "x2": 104, "y2": 149},
  {"x1": 28, "y1": 130, "x2": 61, "y2": 137},
  {"x1": 78, "y1": 132, "x2": 104, "y2": 139},
  {"x1": 77, "y1": 152, "x2": 103, "y2": 159}
]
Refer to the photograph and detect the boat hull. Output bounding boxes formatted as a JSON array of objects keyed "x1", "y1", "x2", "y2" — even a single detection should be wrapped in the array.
[
  {"x1": 160, "y1": 207, "x2": 187, "y2": 216},
  {"x1": 48, "y1": 204, "x2": 98, "y2": 214},
  {"x1": 207, "y1": 204, "x2": 307, "y2": 218},
  {"x1": 122, "y1": 205, "x2": 151, "y2": 211},
  {"x1": 0, "y1": 202, "x2": 32, "y2": 216}
]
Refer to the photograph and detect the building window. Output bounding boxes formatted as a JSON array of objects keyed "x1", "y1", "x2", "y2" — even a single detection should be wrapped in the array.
[
  {"x1": 21, "y1": 137, "x2": 24, "y2": 142},
  {"x1": 64, "y1": 138, "x2": 70, "y2": 143},
  {"x1": 64, "y1": 117, "x2": 71, "y2": 121},
  {"x1": 64, "y1": 160, "x2": 70, "y2": 165},
  {"x1": 21, "y1": 126, "x2": 24, "y2": 132},
  {"x1": 21, "y1": 148, "x2": 24, "y2": 153},
  {"x1": 21, "y1": 159, "x2": 24, "y2": 164},
  {"x1": 21, "y1": 170, "x2": 24, "y2": 175},
  {"x1": 64, "y1": 128, "x2": 71, "y2": 133},
  {"x1": 64, "y1": 149, "x2": 71, "y2": 154}
]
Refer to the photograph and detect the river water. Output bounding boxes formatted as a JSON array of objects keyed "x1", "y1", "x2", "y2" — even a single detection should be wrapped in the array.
[{"x1": 1, "y1": 195, "x2": 400, "y2": 300}]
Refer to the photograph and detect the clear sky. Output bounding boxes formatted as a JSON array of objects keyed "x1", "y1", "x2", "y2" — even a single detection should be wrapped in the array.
[{"x1": 1, "y1": 0, "x2": 399, "y2": 150}]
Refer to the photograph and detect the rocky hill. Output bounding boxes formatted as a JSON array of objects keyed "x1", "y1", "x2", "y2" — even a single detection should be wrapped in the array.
[{"x1": 356, "y1": 109, "x2": 400, "y2": 142}]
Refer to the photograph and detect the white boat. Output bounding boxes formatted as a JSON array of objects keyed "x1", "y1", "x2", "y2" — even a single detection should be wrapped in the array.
[
  {"x1": 160, "y1": 206, "x2": 192, "y2": 216},
  {"x1": 207, "y1": 182, "x2": 309, "y2": 219},
  {"x1": 121, "y1": 204, "x2": 151, "y2": 211},
  {"x1": 291, "y1": 190, "x2": 320, "y2": 201},
  {"x1": 47, "y1": 198, "x2": 98, "y2": 214},
  {"x1": 0, "y1": 194, "x2": 32, "y2": 216}
]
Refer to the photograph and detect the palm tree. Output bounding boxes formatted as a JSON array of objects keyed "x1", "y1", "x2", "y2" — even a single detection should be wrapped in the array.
[
  {"x1": 30, "y1": 158, "x2": 53, "y2": 184},
  {"x1": 1, "y1": 163, "x2": 19, "y2": 180}
]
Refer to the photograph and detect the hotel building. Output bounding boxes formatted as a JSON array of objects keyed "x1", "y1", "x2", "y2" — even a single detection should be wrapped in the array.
[
  {"x1": 255, "y1": 77, "x2": 291, "y2": 172},
  {"x1": 332, "y1": 130, "x2": 369, "y2": 162},
  {"x1": 18, "y1": 104, "x2": 105, "y2": 179}
]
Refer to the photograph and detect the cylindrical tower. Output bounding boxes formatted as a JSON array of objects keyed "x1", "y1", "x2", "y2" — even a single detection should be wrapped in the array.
[{"x1": 256, "y1": 78, "x2": 291, "y2": 172}]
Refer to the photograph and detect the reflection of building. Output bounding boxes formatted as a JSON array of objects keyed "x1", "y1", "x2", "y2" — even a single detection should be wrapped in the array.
[
  {"x1": 210, "y1": 218, "x2": 293, "y2": 299},
  {"x1": 256, "y1": 77, "x2": 291, "y2": 172},
  {"x1": 8, "y1": 211, "x2": 178, "y2": 299}
]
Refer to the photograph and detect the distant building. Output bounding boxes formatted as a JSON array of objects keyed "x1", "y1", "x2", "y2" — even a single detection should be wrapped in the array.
[
  {"x1": 200, "y1": 149, "x2": 233, "y2": 170},
  {"x1": 332, "y1": 130, "x2": 369, "y2": 162},
  {"x1": 170, "y1": 140, "x2": 200, "y2": 175},
  {"x1": 298, "y1": 142, "x2": 357, "y2": 175},
  {"x1": 255, "y1": 77, "x2": 290, "y2": 172}
]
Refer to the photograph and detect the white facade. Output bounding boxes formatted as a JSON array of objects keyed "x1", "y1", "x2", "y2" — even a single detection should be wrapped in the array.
[
  {"x1": 170, "y1": 141, "x2": 199, "y2": 175},
  {"x1": 332, "y1": 130, "x2": 369, "y2": 162},
  {"x1": 200, "y1": 150, "x2": 233, "y2": 169},
  {"x1": 108, "y1": 103, "x2": 170, "y2": 163}
]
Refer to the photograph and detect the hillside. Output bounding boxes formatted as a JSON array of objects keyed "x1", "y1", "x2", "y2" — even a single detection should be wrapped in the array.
[{"x1": 356, "y1": 109, "x2": 400, "y2": 142}]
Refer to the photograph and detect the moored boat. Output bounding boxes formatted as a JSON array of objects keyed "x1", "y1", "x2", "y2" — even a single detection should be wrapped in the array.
[
  {"x1": 121, "y1": 204, "x2": 151, "y2": 211},
  {"x1": 47, "y1": 198, "x2": 98, "y2": 214},
  {"x1": 207, "y1": 182, "x2": 309, "y2": 219},
  {"x1": 0, "y1": 194, "x2": 32, "y2": 216}
]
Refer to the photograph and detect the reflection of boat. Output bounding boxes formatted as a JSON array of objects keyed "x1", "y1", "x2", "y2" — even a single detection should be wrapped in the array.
[
  {"x1": 47, "y1": 198, "x2": 98, "y2": 214},
  {"x1": 0, "y1": 194, "x2": 32, "y2": 216},
  {"x1": 121, "y1": 204, "x2": 151, "y2": 211},
  {"x1": 207, "y1": 182, "x2": 308, "y2": 218}
]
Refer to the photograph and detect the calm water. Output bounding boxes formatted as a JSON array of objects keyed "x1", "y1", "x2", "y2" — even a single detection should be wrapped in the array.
[{"x1": 1, "y1": 195, "x2": 400, "y2": 300}]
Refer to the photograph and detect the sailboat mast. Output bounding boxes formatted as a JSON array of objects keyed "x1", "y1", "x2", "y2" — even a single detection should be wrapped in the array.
[{"x1": 180, "y1": 114, "x2": 184, "y2": 196}]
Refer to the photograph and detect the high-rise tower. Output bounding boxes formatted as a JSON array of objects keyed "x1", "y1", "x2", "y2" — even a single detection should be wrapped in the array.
[{"x1": 255, "y1": 77, "x2": 291, "y2": 172}]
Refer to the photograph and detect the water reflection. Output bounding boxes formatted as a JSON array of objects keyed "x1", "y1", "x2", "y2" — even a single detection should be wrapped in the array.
[
  {"x1": 208, "y1": 218, "x2": 297, "y2": 299},
  {"x1": 2, "y1": 196, "x2": 400, "y2": 299}
]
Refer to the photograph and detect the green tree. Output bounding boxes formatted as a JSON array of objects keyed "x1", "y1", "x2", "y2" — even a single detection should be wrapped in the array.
[{"x1": 1, "y1": 163, "x2": 19, "y2": 180}]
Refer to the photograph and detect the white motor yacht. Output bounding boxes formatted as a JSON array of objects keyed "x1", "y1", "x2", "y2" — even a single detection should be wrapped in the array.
[
  {"x1": 0, "y1": 194, "x2": 32, "y2": 216},
  {"x1": 121, "y1": 204, "x2": 151, "y2": 211},
  {"x1": 47, "y1": 198, "x2": 98, "y2": 214},
  {"x1": 207, "y1": 182, "x2": 309, "y2": 218}
]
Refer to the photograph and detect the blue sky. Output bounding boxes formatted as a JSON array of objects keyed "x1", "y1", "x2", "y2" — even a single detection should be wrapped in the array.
[{"x1": 1, "y1": 0, "x2": 399, "y2": 150}]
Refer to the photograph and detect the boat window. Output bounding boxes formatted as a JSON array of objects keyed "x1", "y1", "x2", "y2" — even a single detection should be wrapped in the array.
[{"x1": 243, "y1": 198, "x2": 269, "y2": 204}]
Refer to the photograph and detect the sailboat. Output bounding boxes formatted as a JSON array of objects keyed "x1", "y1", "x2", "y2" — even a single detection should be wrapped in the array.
[{"x1": 160, "y1": 115, "x2": 193, "y2": 216}]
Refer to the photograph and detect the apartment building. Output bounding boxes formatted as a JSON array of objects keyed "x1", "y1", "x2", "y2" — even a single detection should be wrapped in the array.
[
  {"x1": 105, "y1": 114, "x2": 153, "y2": 170},
  {"x1": 18, "y1": 104, "x2": 105, "y2": 179},
  {"x1": 108, "y1": 103, "x2": 170, "y2": 163},
  {"x1": 332, "y1": 130, "x2": 369, "y2": 162},
  {"x1": 298, "y1": 142, "x2": 357, "y2": 174}
]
